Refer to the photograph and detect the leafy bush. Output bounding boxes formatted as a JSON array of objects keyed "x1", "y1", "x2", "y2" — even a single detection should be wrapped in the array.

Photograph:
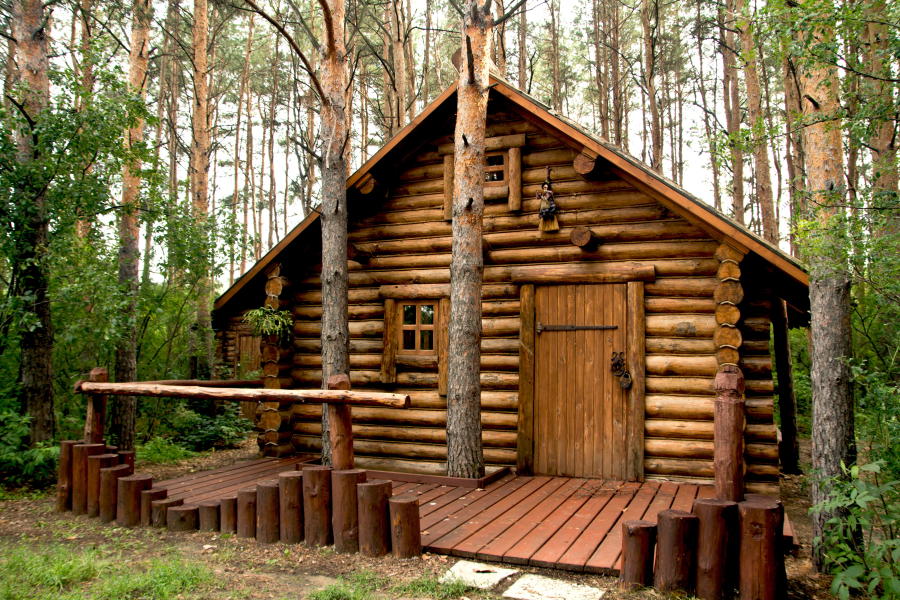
[
  {"x1": 136, "y1": 437, "x2": 196, "y2": 464},
  {"x1": 814, "y1": 462, "x2": 900, "y2": 599},
  {"x1": 0, "y1": 411, "x2": 59, "y2": 487},
  {"x1": 170, "y1": 404, "x2": 253, "y2": 452},
  {"x1": 853, "y1": 363, "x2": 900, "y2": 480},
  {"x1": 242, "y1": 306, "x2": 293, "y2": 345}
]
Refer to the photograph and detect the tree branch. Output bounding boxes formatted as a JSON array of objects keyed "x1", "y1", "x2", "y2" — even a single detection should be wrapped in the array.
[
  {"x1": 314, "y1": 0, "x2": 336, "y2": 57},
  {"x1": 494, "y1": 0, "x2": 526, "y2": 26}
]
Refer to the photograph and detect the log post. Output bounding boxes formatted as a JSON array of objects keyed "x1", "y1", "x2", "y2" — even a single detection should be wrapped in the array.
[
  {"x1": 508, "y1": 146, "x2": 522, "y2": 212},
  {"x1": 693, "y1": 498, "x2": 739, "y2": 600},
  {"x1": 118, "y1": 450, "x2": 136, "y2": 471},
  {"x1": 100, "y1": 463, "x2": 133, "y2": 524},
  {"x1": 220, "y1": 495, "x2": 238, "y2": 534},
  {"x1": 84, "y1": 368, "x2": 108, "y2": 444},
  {"x1": 116, "y1": 473, "x2": 152, "y2": 527},
  {"x1": 443, "y1": 154, "x2": 454, "y2": 221},
  {"x1": 303, "y1": 466, "x2": 333, "y2": 547},
  {"x1": 56, "y1": 440, "x2": 78, "y2": 512},
  {"x1": 332, "y1": 469, "x2": 367, "y2": 553},
  {"x1": 87, "y1": 454, "x2": 118, "y2": 518},
  {"x1": 654, "y1": 509, "x2": 699, "y2": 595},
  {"x1": 714, "y1": 365, "x2": 746, "y2": 502},
  {"x1": 279, "y1": 471, "x2": 304, "y2": 543},
  {"x1": 744, "y1": 494, "x2": 787, "y2": 594},
  {"x1": 739, "y1": 500, "x2": 780, "y2": 600},
  {"x1": 198, "y1": 500, "x2": 220, "y2": 532},
  {"x1": 389, "y1": 495, "x2": 422, "y2": 559},
  {"x1": 326, "y1": 374, "x2": 354, "y2": 470},
  {"x1": 152, "y1": 497, "x2": 183, "y2": 527},
  {"x1": 618, "y1": 520, "x2": 657, "y2": 591},
  {"x1": 517, "y1": 284, "x2": 535, "y2": 475},
  {"x1": 256, "y1": 480, "x2": 280, "y2": 543},
  {"x1": 141, "y1": 488, "x2": 167, "y2": 527},
  {"x1": 237, "y1": 488, "x2": 257, "y2": 539},
  {"x1": 72, "y1": 443, "x2": 106, "y2": 515},
  {"x1": 168, "y1": 504, "x2": 199, "y2": 532},
  {"x1": 358, "y1": 480, "x2": 392, "y2": 557}
]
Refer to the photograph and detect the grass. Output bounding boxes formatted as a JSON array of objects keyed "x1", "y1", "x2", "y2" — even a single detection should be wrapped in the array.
[
  {"x1": 135, "y1": 438, "x2": 196, "y2": 464},
  {"x1": 309, "y1": 571, "x2": 476, "y2": 600},
  {"x1": 0, "y1": 487, "x2": 50, "y2": 502},
  {"x1": 0, "y1": 541, "x2": 220, "y2": 599}
]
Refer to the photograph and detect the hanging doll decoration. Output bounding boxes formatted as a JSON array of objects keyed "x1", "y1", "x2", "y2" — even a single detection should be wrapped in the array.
[{"x1": 537, "y1": 168, "x2": 560, "y2": 232}]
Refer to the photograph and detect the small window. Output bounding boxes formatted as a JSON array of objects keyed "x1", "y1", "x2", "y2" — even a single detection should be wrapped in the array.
[
  {"x1": 484, "y1": 151, "x2": 508, "y2": 187},
  {"x1": 399, "y1": 301, "x2": 437, "y2": 354}
]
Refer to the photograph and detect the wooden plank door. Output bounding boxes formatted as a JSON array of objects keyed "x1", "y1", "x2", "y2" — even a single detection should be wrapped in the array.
[{"x1": 533, "y1": 284, "x2": 628, "y2": 479}]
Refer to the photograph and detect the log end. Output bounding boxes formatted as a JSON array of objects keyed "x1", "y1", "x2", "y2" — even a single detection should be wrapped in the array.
[
  {"x1": 573, "y1": 154, "x2": 597, "y2": 176},
  {"x1": 326, "y1": 374, "x2": 352, "y2": 391}
]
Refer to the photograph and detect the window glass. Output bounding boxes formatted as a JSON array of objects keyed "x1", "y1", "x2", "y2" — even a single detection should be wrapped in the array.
[
  {"x1": 485, "y1": 171, "x2": 503, "y2": 182},
  {"x1": 420, "y1": 330, "x2": 434, "y2": 351},
  {"x1": 421, "y1": 305, "x2": 435, "y2": 325},
  {"x1": 402, "y1": 304, "x2": 416, "y2": 325},
  {"x1": 486, "y1": 154, "x2": 505, "y2": 167},
  {"x1": 403, "y1": 330, "x2": 416, "y2": 350}
]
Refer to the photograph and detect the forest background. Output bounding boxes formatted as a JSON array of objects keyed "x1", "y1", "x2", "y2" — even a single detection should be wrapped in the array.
[{"x1": 0, "y1": 0, "x2": 898, "y2": 581}]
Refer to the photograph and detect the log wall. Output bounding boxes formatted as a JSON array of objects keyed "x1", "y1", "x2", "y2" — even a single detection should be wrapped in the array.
[{"x1": 216, "y1": 96, "x2": 779, "y2": 487}]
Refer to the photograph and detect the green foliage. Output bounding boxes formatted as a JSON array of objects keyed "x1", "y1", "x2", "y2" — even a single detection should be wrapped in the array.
[
  {"x1": 0, "y1": 542, "x2": 217, "y2": 600},
  {"x1": 308, "y1": 571, "x2": 476, "y2": 600},
  {"x1": 135, "y1": 438, "x2": 196, "y2": 464},
  {"x1": 814, "y1": 462, "x2": 900, "y2": 600},
  {"x1": 242, "y1": 307, "x2": 293, "y2": 345},
  {"x1": 390, "y1": 575, "x2": 474, "y2": 600},
  {"x1": 853, "y1": 363, "x2": 900, "y2": 480},
  {"x1": 309, "y1": 571, "x2": 387, "y2": 600},
  {"x1": 0, "y1": 412, "x2": 59, "y2": 487},
  {"x1": 170, "y1": 404, "x2": 253, "y2": 452}
]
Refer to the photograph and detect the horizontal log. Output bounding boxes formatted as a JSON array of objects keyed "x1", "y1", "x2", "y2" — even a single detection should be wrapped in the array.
[
  {"x1": 290, "y1": 436, "x2": 516, "y2": 464},
  {"x1": 645, "y1": 298, "x2": 718, "y2": 313},
  {"x1": 290, "y1": 337, "x2": 519, "y2": 355},
  {"x1": 645, "y1": 315, "x2": 717, "y2": 338},
  {"x1": 646, "y1": 377, "x2": 715, "y2": 396},
  {"x1": 140, "y1": 379, "x2": 265, "y2": 388},
  {"x1": 294, "y1": 304, "x2": 385, "y2": 321},
  {"x1": 289, "y1": 370, "x2": 519, "y2": 390},
  {"x1": 437, "y1": 133, "x2": 527, "y2": 155},
  {"x1": 645, "y1": 439, "x2": 779, "y2": 462},
  {"x1": 741, "y1": 317, "x2": 771, "y2": 334},
  {"x1": 644, "y1": 420, "x2": 777, "y2": 442},
  {"x1": 510, "y1": 263, "x2": 656, "y2": 284},
  {"x1": 77, "y1": 382, "x2": 410, "y2": 407},
  {"x1": 645, "y1": 278, "x2": 717, "y2": 298},
  {"x1": 292, "y1": 353, "x2": 518, "y2": 372},
  {"x1": 742, "y1": 340, "x2": 771, "y2": 355},
  {"x1": 293, "y1": 423, "x2": 517, "y2": 447},
  {"x1": 294, "y1": 320, "x2": 383, "y2": 338},
  {"x1": 740, "y1": 356, "x2": 772, "y2": 376},
  {"x1": 645, "y1": 338, "x2": 717, "y2": 355},
  {"x1": 745, "y1": 379, "x2": 775, "y2": 395},
  {"x1": 352, "y1": 456, "x2": 448, "y2": 476},
  {"x1": 521, "y1": 147, "x2": 579, "y2": 168},
  {"x1": 400, "y1": 389, "x2": 517, "y2": 411},
  {"x1": 291, "y1": 405, "x2": 517, "y2": 429},
  {"x1": 295, "y1": 288, "x2": 381, "y2": 304},
  {"x1": 645, "y1": 395, "x2": 773, "y2": 422},
  {"x1": 645, "y1": 355, "x2": 718, "y2": 377},
  {"x1": 644, "y1": 459, "x2": 778, "y2": 481}
]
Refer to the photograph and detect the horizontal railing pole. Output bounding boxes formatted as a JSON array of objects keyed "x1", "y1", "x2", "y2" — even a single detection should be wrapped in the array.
[
  {"x1": 139, "y1": 379, "x2": 265, "y2": 388},
  {"x1": 75, "y1": 382, "x2": 410, "y2": 408}
]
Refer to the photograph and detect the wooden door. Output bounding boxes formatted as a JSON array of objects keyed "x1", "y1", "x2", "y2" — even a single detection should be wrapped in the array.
[{"x1": 533, "y1": 284, "x2": 628, "y2": 479}]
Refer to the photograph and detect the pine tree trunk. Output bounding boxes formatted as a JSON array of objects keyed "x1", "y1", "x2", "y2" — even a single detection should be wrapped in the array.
[
  {"x1": 112, "y1": 0, "x2": 151, "y2": 451},
  {"x1": 797, "y1": 11, "x2": 855, "y2": 571},
  {"x1": 494, "y1": 0, "x2": 506, "y2": 77},
  {"x1": 549, "y1": 0, "x2": 561, "y2": 111},
  {"x1": 13, "y1": 0, "x2": 54, "y2": 447},
  {"x1": 391, "y1": 0, "x2": 407, "y2": 129},
  {"x1": 610, "y1": 3, "x2": 623, "y2": 145},
  {"x1": 319, "y1": 0, "x2": 350, "y2": 465},
  {"x1": 424, "y1": 0, "x2": 431, "y2": 103},
  {"x1": 641, "y1": 0, "x2": 661, "y2": 172},
  {"x1": 76, "y1": 0, "x2": 94, "y2": 238},
  {"x1": 695, "y1": 2, "x2": 721, "y2": 210},
  {"x1": 865, "y1": 10, "x2": 899, "y2": 218},
  {"x1": 447, "y1": 0, "x2": 493, "y2": 479},
  {"x1": 233, "y1": 14, "x2": 253, "y2": 282},
  {"x1": 518, "y1": 2, "x2": 526, "y2": 91},
  {"x1": 722, "y1": 1, "x2": 744, "y2": 224}
]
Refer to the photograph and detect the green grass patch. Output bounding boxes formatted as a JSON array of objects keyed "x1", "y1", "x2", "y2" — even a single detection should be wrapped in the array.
[
  {"x1": 0, "y1": 541, "x2": 220, "y2": 599},
  {"x1": 135, "y1": 438, "x2": 196, "y2": 464},
  {"x1": 309, "y1": 571, "x2": 387, "y2": 600},
  {"x1": 308, "y1": 571, "x2": 476, "y2": 600},
  {"x1": 0, "y1": 487, "x2": 49, "y2": 502},
  {"x1": 390, "y1": 574, "x2": 474, "y2": 600}
]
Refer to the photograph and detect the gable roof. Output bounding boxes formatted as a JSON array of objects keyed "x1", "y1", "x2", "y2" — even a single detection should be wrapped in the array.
[{"x1": 215, "y1": 76, "x2": 808, "y2": 315}]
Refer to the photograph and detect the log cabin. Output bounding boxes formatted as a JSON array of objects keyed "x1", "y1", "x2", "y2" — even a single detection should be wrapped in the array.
[{"x1": 212, "y1": 76, "x2": 809, "y2": 495}]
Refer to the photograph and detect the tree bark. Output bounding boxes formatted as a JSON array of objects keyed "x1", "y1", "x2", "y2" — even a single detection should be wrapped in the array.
[
  {"x1": 446, "y1": 0, "x2": 493, "y2": 479},
  {"x1": 797, "y1": 9, "x2": 855, "y2": 571},
  {"x1": 232, "y1": 14, "x2": 253, "y2": 283},
  {"x1": 865, "y1": 6, "x2": 899, "y2": 221},
  {"x1": 549, "y1": 0, "x2": 561, "y2": 111},
  {"x1": 319, "y1": 0, "x2": 350, "y2": 466},
  {"x1": 517, "y1": 0, "x2": 526, "y2": 91},
  {"x1": 721, "y1": 1, "x2": 744, "y2": 224},
  {"x1": 390, "y1": 0, "x2": 407, "y2": 130},
  {"x1": 112, "y1": 0, "x2": 151, "y2": 451},
  {"x1": 641, "y1": 0, "x2": 661, "y2": 172},
  {"x1": 696, "y1": 2, "x2": 722, "y2": 211}
]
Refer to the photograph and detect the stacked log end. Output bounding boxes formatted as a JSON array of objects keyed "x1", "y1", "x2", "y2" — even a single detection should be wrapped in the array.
[
  {"x1": 260, "y1": 263, "x2": 294, "y2": 457},
  {"x1": 713, "y1": 244, "x2": 744, "y2": 368}
]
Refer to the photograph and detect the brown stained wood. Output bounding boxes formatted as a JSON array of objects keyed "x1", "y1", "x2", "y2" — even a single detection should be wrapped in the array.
[
  {"x1": 618, "y1": 520, "x2": 657, "y2": 591},
  {"x1": 518, "y1": 284, "x2": 535, "y2": 475},
  {"x1": 437, "y1": 133, "x2": 526, "y2": 155},
  {"x1": 646, "y1": 278, "x2": 718, "y2": 298},
  {"x1": 717, "y1": 346, "x2": 741, "y2": 365},
  {"x1": 570, "y1": 226, "x2": 601, "y2": 251},
  {"x1": 220, "y1": 496, "x2": 238, "y2": 534},
  {"x1": 78, "y1": 382, "x2": 411, "y2": 408},
  {"x1": 256, "y1": 480, "x2": 280, "y2": 543},
  {"x1": 438, "y1": 298, "x2": 450, "y2": 395},
  {"x1": 84, "y1": 368, "x2": 108, "y2": 444},
  {"x1": 645, "y1": 297, "x2": 718, "y2": 313},
  {"x1": 573, "y1": 153, "x2": 597, "y2": 176},
  {"x1": 168, "y1": 505, "x2": 199, "y2": 532},
  {"x1": 585, "y1": 483, "x2": 659, "y2": 573},
  {"x1": 528, "y1": 486, "x2": 616, "y2": 568},
  {"x1": 646, "y1": 314, "x2": 718, "y2": 337},
  {"x1": 654, "y1": 509, "x2": 699, "y2": 594},
  {"x1": 100, "y1": 464, "x2": 133, "y2": 524},
  {"x1": 326, "y1": 374, "x2": 354, "y2": 470},
  {"x1": 279, "y1": 471, "x2": 304, "y2": 543},
  {"x1": 715, "y1": 244, "x2": 745, "y2": 263},
  {"x1": 713, "y1": 280, "x2": 744, "y2": 304},
  {"x1": 442, "y1": 155, "x2": 454, "y2": 221},
  {"x1": 117, "y1": 474, "x2": 152, "y2": 528},
  {"x1": 72, "y1": 444, "x2": 106, "y2": 516},
  {"x1": 693, "y1": 499, "x2": 739, "y2": 600},
  {"x1": 716, "y1": 262, "x2": 741, "y2": 281},
  {"x1": 645, "y1": 355, "x2": 718, "y2": 377},
  {"x1": 291, "y1": 405, "x2": 517, "y2": 430},
  {"x1": 714, "y1": 326, "x2": 743, "y2": 349},
  {"x1": 303, "y1": 466, "x2": 333, "y2": 547},
  {"x1": 198, "y1": 500, "x2": 220, "y2": 532},
  {"x1": 627, "y1": 282, "x2": 645, "y2": 481},
  {"x1": 56, "y1": 440, "x2": 78, "y2": 512},
  {"x1": 715, "y1": 366, "x2": 746, "y2": 502},
  {"x1": 87, "y1": 454, "x2": 118, "y2": 518},
  {"x1": 152, "y1": 497, "x2": 183, "y2": 527},
  {"x1": 347, "y1": 243, "x2": 374, "y2": 264},
  {"x1": 157, "y1": 458, "x2": 310, "y2": 501},
  {"x1": 237, "y1": 488, "x2": 257, "y2": 538},
  {"x1": 358, "y1": 480, "x2": 392, "y2": 557},
  {"x1": 381, "y1": 299, "x2": 398, "y2": 384},
  {"x1": 510, "y1": 264, "x2": 655, "y2": 284},
  {"x1": 332, "y1": 469, "x2": 367, "y2": 553},
  {"x1": 389, "y1": 495, "x2": 422, "y2": 559},
  {"x1": 508, "y1": 147, "x2": 522, "y2": 212},
  {"x1": 715, "y1": 304, "x2": 741, "y2": 326},
  {"x1": 739, "y1": 501, "x2": 779, "y2": 600},
  {"x1": 293, "y1": 422, "x2": 516, "y2": 447}
]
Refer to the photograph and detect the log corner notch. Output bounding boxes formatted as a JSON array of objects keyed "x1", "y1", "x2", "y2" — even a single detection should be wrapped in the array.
[
  {"x1": 353, "y1": 173, "x2": 383, "y2": 200},
  {"x1": 262, "y1": 264, "x2": 293, "y2": 457},
  {"x1": 570, "y1": 226, "x2": 601, "y2": 252},
  {"x1": 714, "y1": 243, "x2": 745, "y2": 367},
  {"x1": 573, "y1": 153, "x2": 606, "y2": 179},
  {"x1": 714, "y1": 364, "x2": 746, "y2": 503}
]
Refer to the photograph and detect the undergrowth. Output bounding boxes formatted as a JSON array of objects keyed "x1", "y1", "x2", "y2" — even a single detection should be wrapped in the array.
[
  {"x1": 135, "y1": 437, "x2": 197, "y2": 464},
  {"x1": 308, "y1": 570, "x2": 474, "y2": 600}
]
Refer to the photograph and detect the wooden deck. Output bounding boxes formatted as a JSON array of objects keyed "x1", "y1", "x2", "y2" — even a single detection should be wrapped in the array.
[{"x1": 156, "y1": 464, "x2": 794, "y2": 575}]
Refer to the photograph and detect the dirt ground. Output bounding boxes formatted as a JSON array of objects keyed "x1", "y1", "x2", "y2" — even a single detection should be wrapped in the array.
[{"x1": 0, "y1": 437, "x2": 834, "y2": 600}]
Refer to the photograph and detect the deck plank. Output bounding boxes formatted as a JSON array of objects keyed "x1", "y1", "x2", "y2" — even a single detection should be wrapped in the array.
[
  {"x1": 670, "y1": 484, "x2": 699, "y2": 512},
  {"x1": 165, "y1": 459, "x2": 307, "y2": 500},
  {"x1": 420, "y1": 474, "x2": 516, "y2": 525},
  {"x1": 584, "y1": 482, "x2": 658, "y2": 573}
]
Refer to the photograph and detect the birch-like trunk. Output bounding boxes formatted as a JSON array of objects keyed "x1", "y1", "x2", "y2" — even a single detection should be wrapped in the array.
[
  {"x1": 517, "y1": 2, "x2": 526, "y2": 91},
  {"x1": 723, "y1": 0, "x2": 744, "y2": 224},
  {"x1": 641, "y1": 0, "x2": 662, "y2": 172}
]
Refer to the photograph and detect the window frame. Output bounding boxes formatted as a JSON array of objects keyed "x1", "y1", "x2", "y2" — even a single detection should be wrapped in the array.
[
  {"x1": 398, "y1": 300, "x2": 438, "y2": 355},
  {"x1": 484, "y1": 150, "x2": 509, "y2": 187}
]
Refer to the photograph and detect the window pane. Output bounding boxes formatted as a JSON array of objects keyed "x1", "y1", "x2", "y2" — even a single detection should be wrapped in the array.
[
  {"x1": 421, "y1": 305, "x2": 435, "y2": 325},
  {"x1": 486, "y1": 154, "x2": 504, "y2": 166},
  {"x1": 402, "y1": 305, "x2": 416, "y2": 325},
  {"x1": 403, "y1": 330, "x2": 416, "y2": 350},
  {"x1": 420, "y1": 330, "x2": 434, "y2": 351}
]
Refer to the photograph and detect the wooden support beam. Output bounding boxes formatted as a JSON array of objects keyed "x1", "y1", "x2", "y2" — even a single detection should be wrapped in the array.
[
  {"x1": 510, "y1": 263, "x2": 656, "y2": 284},
  {"x1": 714, "y1": 365, "x2": 746, "y2": 502},
  {"x1": 83, "y1": 368, "x2": 108, "y2": 444},
  {"x1": 326, "y1": 375, "x2": 354, "y2": 470},
  {"x1": 627, "y1": 282, "x2": 646, "y2": 481},
  {"x1": 517, "y1": 284, "x2": 535, "y2": 475},
  {"x1": 438, "y1": 133, "x2": 527, "y2": 155}
]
